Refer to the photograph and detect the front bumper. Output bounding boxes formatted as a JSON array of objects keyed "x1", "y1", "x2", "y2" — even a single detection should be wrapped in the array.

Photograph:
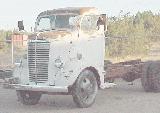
[
  {"x1": 3, "y1": 83, "x2": 68, "y2": 93},
  {"x1": 2, "y1": 77, "x2": 69, "y2": 93},
  {"x1": 14, "y1": 84, "x2": 68, "y2": 93}
]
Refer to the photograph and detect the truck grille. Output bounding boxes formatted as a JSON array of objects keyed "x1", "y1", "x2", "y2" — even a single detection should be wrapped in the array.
[{"x1": 28, "y1": 41, "x2": 50, "y2": 84}]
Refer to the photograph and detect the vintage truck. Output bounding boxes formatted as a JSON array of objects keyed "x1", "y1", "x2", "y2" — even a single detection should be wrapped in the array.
[{"x1": 1, "y1": 7, "x2": 160, "y2": 108}]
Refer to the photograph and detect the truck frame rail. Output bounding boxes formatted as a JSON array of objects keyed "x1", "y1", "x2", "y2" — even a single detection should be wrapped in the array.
[{"x1": 104, "y1": 59, "x2": 144, "y2": 82}]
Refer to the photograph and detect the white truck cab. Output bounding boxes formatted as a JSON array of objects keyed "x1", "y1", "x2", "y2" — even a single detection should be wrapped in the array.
[{"x1": 8, "y1": 7, "x2": 109, "y2": 108}]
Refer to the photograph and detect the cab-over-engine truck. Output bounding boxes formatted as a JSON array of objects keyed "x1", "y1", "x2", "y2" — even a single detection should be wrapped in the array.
[{"x1": 2, "y1": 7, "x2": 160, "y2": 108}]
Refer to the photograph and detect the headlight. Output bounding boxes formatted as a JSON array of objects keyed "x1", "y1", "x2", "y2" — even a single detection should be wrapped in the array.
[
  {"x1": 14, "y1": 59, "x2": 22, "y2": 67},
  {"x1": 54, "y1": 57, "x2": 63, "y2": 68}
]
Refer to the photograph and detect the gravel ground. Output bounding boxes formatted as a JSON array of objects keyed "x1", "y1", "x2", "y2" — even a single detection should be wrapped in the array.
[{"x1": 0, "y1": 79, "x2": 160, "y2": 113}]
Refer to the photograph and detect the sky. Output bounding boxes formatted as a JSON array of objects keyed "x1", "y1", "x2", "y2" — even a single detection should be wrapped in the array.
[{"x1": 0, "y1": 0, "x2": 160, "y2": 31}]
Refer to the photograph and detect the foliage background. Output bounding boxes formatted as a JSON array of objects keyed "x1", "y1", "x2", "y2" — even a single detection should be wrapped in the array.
[{"x1": 106, "y1": 11, "x2": 160, "y2": 61}]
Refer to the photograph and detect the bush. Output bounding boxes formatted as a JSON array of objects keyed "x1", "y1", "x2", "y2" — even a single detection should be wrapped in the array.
[{"x1": 106, "y1": 11, "x2": 160, "y2": 59}]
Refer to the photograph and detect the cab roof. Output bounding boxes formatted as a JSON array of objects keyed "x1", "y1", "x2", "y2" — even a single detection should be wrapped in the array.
[{"x1": 38, "y1": 7, "x2": 99, "y2": 17}]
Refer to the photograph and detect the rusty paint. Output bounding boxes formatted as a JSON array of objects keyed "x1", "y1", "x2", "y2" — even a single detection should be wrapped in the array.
[
  {"x1": 105, "y1": 59, "x2": 144, "y2": 82},
  {"x1": 38, "y1": 7, "x2": 98, "y2": 17},
  {"x1": 39, "y1": 31, "x2": 72, "y2": 39}
]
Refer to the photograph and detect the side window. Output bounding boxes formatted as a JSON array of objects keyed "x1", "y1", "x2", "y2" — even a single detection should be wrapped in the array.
[{"x1": 81, "y1": 15, "x2": 99, "y2": 35}]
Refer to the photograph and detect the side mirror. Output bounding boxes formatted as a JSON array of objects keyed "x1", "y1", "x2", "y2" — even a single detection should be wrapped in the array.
[
  {"x1": 18, "y1": 21, "x2": 24, "y2": 31},
  {"x1": 97, "y1": 14, "x2": 107, "y2": 31}
]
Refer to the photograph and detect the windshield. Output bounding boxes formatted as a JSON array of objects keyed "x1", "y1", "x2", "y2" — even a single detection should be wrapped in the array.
[{"x1": 36, "y1": 14, "x2": 78, "y2": 31}]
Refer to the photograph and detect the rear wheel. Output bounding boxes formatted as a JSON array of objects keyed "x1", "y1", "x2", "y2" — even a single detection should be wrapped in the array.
[
  {"x1": 141, "y1": 61, "x2": 153, "y2": 92},
  {"x1": 72, "y1": 70, "x2": 98, "y2": 108},
  {"x1": 16, "y1": 90, "x2": 42, "y2": 105},
  {"x1": 141, "y1": 61, "x2": 160, "y2": 92}
]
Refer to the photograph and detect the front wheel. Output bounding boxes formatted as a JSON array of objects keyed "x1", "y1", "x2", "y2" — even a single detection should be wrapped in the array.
[
  {"x1": 16, "y1": 90, "x2": 42, "y2": 105},
  {"x1": 72, "y1": 70, "x2": 98, "y2": 108}
]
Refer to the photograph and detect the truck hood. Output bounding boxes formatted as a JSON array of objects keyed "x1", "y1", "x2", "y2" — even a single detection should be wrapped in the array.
[
  {"x1": 29, "y1": 30, "x2": 72, "y2": 40},
  {"x1": 39, "y1": 30, "x2": 72, "y2": 39}
]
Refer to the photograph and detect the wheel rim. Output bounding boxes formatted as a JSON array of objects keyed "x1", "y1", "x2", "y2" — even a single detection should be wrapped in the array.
[{"x1": 79, "y1": 75, "x2": 97, "y2": 102}]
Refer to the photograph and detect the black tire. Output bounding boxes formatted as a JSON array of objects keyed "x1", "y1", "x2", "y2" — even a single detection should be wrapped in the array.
[
  {"x1": 72, "y1": 70, "x2": 98, "y2": 108},
  {"x1": 148, "y1": 61, "x2": 160, "y2": 92},
  {"x1": 16, "y1": 90, "x2": 42, "y2": 105},
  {"x1": 141, "y1": 61, "x2": 153, "y2": 92},
  {"x1": 141, "y1": 61, "x2": 160, "y2": 92}
]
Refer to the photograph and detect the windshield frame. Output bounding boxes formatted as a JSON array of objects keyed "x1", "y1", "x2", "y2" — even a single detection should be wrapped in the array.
[{"x1": 35, "y1": 14, "x2": 79, "y2": 32}]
